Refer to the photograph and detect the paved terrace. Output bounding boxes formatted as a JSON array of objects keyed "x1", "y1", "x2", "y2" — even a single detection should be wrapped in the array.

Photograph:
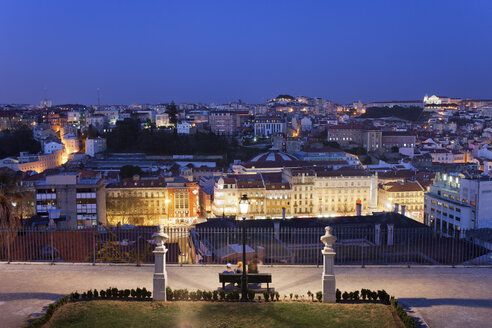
[{"x1": 0, "y1": 264, "x2": 491, "y2": 328}]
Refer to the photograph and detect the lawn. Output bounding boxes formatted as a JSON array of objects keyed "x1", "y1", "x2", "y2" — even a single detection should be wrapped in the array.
[{"x1": 47, "y1": 300, "x2": 402, "y2": 328}]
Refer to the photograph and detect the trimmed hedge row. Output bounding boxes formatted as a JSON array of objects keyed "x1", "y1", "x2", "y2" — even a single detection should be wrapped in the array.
[
  {"x1": 70, "y1": 287, "x2": 151, "y2": 301},
  {"x1": 166, "y1": 287, "x2": 280, "y2": 302},
  {"x1": 27, "y1": 295, "x2": 69, "y2": 328}
]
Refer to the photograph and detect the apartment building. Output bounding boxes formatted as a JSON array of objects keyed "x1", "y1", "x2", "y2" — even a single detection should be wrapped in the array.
[
  {"x1": 0, "y1": 150, "x2": 65, "y2": 173},
  {"x1": 378, "y1": 181, "x2": 425, "y2": 223},
  {"x1": 424, "y1": 172, "x2": 492, "y2": 235},
  {"x1": 253, "y1": 116, "x2": 286, "y2": 137},
  {"x1": 35, "y1": 172, "x2": 106, "y2": 228},
  {"x1": 209, "y1": 111, "x2": 236, "y2": 136},
  {"x1": 106, "y1": 176, "x2": 200, "y2": 226},
  {"x1": 212, "y1": 167, "x2": 377, "y2": 219},
  {"x1": 327, "y1": 124, "x2": 382, "y2": 152}
]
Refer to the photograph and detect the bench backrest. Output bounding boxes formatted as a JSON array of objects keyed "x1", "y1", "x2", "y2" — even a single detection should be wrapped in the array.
[{"x1": 219, "y1": 273, "x2": 272, "y2": 283}]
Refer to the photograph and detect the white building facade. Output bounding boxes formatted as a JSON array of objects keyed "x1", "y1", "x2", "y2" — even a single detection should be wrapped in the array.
[{"x1": 424, "y1": 173, "x2": 492, "y2": 236}]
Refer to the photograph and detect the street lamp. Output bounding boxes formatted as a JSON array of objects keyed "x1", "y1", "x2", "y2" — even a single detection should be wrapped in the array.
[{"x1": 239, "y1": 194, "x2": 250, "y2": 302}]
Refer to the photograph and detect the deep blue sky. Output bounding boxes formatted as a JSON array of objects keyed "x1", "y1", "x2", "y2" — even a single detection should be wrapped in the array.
[{"x1": 1, "y1": 1, "x2": 491, "y2": 105}]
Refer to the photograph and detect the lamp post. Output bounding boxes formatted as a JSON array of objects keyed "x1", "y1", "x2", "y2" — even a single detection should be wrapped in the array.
[{"x1": 239, "y1": 194, "x2": 250, "y2": 302}]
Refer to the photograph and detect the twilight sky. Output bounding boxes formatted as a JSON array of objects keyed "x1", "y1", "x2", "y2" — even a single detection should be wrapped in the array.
[{"x1": 1, "y1": 0, "x2": 491, "y2": 105}]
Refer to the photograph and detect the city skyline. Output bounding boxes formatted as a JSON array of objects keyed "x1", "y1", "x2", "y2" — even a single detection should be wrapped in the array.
[{"x1": 1, "y1": 1, "x2": 492, "y2": 105}]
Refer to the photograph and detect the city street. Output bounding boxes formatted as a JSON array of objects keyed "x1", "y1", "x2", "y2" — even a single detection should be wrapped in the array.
[{"x1": 0, "y1": 263, "x2": 491, "y2": 328}]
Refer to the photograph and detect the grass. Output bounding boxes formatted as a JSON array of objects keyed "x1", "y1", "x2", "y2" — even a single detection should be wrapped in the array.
[{"x1": 47, "y1": 300, "x2": 401, "y2": 328}]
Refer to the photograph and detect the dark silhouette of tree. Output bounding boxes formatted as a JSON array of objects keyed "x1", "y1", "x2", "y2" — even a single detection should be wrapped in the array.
[
  {"x1": 119, "y1": 165, "x2": 143, "y2": 179},
  {"x1": 166, "y1": 101, "x2": 178, "y2": 125},
  {"x1": 0, "y1": 128, "x2": 41, "y2": 158}
]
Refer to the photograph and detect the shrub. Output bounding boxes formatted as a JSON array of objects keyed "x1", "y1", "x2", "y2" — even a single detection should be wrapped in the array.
[
  {"x1": 275, "y1": 292, "x2": 280, "y2": 301},
  {"x1": 93, "y1": 289, "x2": 99, "y2": 298},
  {"x1": 263, "y1": 291, "x2": 269, "y2": 302},
  {"x1": 378, "y1": 290, "x2": 390, "y2": 304},
  {"x1": 118, "y1": 289, "x2": 125, "y2": 299},
  {"x1": 142, "y1": 288, "x2": 149, "y2": 299},
  {"x1": 112, "y1": 288, "x2": 119, "y2": 298},
  {"x1": 361, "y1": 289, "x2": 367, "y2": 300},
  {"x1": 166, "y1": 287, "x2": 173, "y2": 301},
  {"x1": 354, "y1": 290, "x2": 360, "y2": 301},
  {"x1": 370, "y1": 291, "x2": 378, "y2": 301},
  {"x1": 196, "y1": 290, "x2": 203, "y2": 301},
  {"x1": 336, "y1": 289, "x2": 341, "y2": 302},
  {"x1": 294, "y1": 294, "x2": 298, "y2": 301},
  {"x1": 290, "y1": 293, "x2": 293, "y2": 300},
  {"x1": 189, "y1": 291, "x2": 197, "y2": 301},
  {"x1": 247, "y1": 290, "x2": 255, "y2": 301},
  {"x1": 136, "y1": 288, "x2": 142, "y2": 299},
  {"x1": 81, "y1": 292, "x2": 87, "y2": 300},
  {"x1": 87, "y1": 290, "x2": 93, "y2": 299},
  {"x1": 203, "y1": 291, "x2": 212, "y2": 301},
  {"x1": 395, "y1": 304, "x2": 416, "y2": 328},
  {"x1": 100, "y1": 290, "x2": 106, "y2": 299},
  {"x1": 219, "y1": 290, "x2": 226, "y2": 301},
  {"x1": 316, "y1": 291, "x2": 322, "y2": 302},
  {"x1": 213, "y1": 290, "x2": 218, "y2": 301},
  {"x1": 342, "y1": 292, "x2": 349, "y2": 301},
  {"x1": 131, "y1": 289, "x2": 136, "y2": 298}
]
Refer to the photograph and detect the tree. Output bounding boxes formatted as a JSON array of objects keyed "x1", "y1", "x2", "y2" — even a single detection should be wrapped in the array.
[
  {"x1": 325, "y1": 141, "x2": 340, "y2": 149},
  {"x1": 0, "y1": 128, "x2": 41, "y2": 158},
  {"x1": 0, "y1": 170, "x2": 23, "y2": 228},
  {"x1": 119, "y1": 165, "x2": 143, "y2": 179},
  {"x1": 166, "y1": 101, "x2": 178, "y2": 126},
  {"x1": 87, "y1": 125, "x2": 99, "y2": 138},
  {"x1": 0, "y1": 171, "x2": 25, "y2": 261}
]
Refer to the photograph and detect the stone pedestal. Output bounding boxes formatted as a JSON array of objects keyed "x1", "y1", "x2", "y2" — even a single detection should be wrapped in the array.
[
  {"x1": 320, "y1": 226, "x2": 337, "y2": 303},
  {"x1": 152, "y1": 225, "x2": 169, "y2": 301}
]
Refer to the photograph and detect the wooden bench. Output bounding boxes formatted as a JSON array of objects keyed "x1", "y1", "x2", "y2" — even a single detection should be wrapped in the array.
[{"x1": 218, "y1": 273, "x2": 273, "y2": 293}]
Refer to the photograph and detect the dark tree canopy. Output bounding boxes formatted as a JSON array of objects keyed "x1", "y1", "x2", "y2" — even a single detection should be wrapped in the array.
[
  {"x1": 105, "y1": 118, "x2": 246, "y2": 162},
  {"x1": 360, "y1": 106, "x2": 429, "y2": 122},
  {"x1": 0, "y1": 128, "x2": 41, "y2": 158},
  {"x1": 166, "y1": 101, "x2": 178, "y2": 125},
  {"x1": 119, "y1": 165, "x2": 143, "y2": 179}
]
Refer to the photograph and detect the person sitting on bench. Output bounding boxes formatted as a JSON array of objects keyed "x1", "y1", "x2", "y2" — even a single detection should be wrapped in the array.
[
  {"x1": 223, "y1": 263, "x2": 234, "y2": 274},
  {"x1": 247, "y1": 257, "x2": 261, "y2": 289},
  {"x1": 235, "y1": 261, "x2": 245, "y2": 274}
]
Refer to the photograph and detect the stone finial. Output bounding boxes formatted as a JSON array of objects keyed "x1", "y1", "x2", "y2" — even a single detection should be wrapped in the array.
[
  {"x1": 152, "y1": 224, "x2": 169, "y2": 251},
  {"x1": 320, "y1": 226, "x2": 336, "y2": 252}
]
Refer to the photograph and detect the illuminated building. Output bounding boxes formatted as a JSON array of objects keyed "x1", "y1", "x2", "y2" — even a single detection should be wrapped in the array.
[
  {"x1": 0, "y1": 150, "x2": 65, "y2": 173},
  {"x1": 106, "y1": 176, "x2": 200, "y2": 226},
  {"x1": 212, "y1": 165, "x2": 378, "y2": 219},
  {"x1": 424, "y1": 173, "x2": 492, "y2": 234},
  {"x1": 378, "y1": 181, "x2": 425, "y2": 223},
  {"x1": 35, "y1": 172, "x2": 106, "y2": 228}
]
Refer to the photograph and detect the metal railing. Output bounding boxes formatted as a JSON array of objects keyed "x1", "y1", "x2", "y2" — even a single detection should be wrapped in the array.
[{"x1": 0, "y1": 226, "x2": 491, "y2": 266}]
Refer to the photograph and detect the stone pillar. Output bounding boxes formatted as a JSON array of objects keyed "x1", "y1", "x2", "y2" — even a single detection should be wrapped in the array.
[
  {"x1": 153, "y1": 224, "x2": 169, "y2": 301},
  {"x1": 320, "y1": 226, "x2": 337, "y2": 303},
  {"x1": 387, "y1": 224, "x2": 394, "y2": 246},
  {"x1": 375, "y1": 224, "x2": 381, "y2": 246}
]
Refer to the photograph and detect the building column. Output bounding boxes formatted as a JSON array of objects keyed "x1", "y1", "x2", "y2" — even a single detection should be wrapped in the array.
[
  {"x1": 369, "y1": 173, "x2": 378, "y2": 213},
  {"x1": 153, "y1": 224, "x2": 169, "y2": 301},
  {"x1": 321, "y1": 226, "x2": 336, "y2": 303}
]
